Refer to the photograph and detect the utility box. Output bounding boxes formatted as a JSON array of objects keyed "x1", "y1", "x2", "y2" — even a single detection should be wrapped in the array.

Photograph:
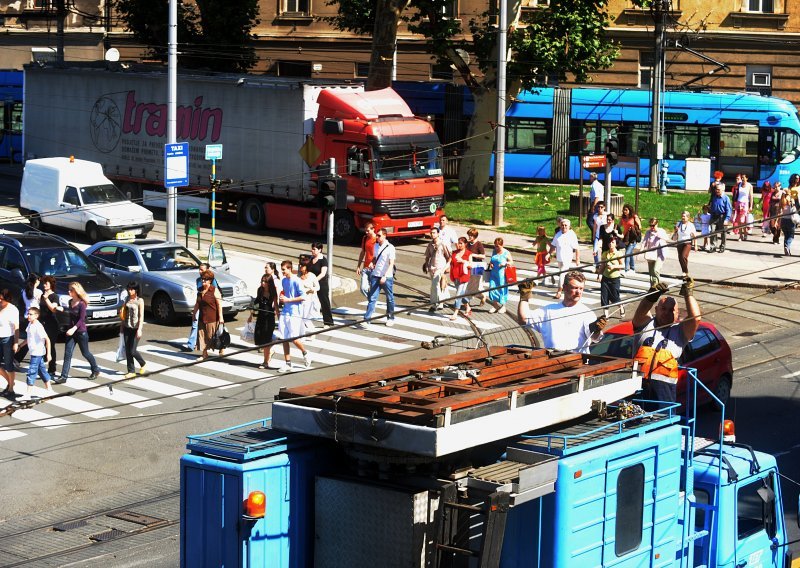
[
  {"x1": 185, "y1": 208, "x2": 200, "y2": 248},
  {"x1": 685, "y1": 158, "x2": 711, "y2": 191}
]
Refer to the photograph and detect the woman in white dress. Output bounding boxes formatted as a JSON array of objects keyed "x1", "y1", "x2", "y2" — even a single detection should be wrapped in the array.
[{"x1": 298, "y1": 263, "x2": 321, "y2": 337}]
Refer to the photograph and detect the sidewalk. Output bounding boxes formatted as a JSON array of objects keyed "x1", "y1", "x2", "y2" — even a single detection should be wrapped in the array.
[{"x1": 452, "y1": 222, "x2": 800, "y2": 290}]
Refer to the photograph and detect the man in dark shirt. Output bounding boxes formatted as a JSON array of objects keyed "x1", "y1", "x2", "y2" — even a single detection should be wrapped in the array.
[{"x1": 708, "y1": 182, "x2": 733, "y2": 253}]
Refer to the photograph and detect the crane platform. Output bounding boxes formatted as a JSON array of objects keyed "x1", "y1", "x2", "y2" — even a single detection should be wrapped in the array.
[{"x1": 272, "y1": 346, "x2": 641, "y2": 457}]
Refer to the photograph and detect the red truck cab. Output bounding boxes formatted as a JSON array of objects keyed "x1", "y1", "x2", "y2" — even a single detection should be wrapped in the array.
[{"x1": 313, "y1": 88, "x2": 444, "y2": 240}]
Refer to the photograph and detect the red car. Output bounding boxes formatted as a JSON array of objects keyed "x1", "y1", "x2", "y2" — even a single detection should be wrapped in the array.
[{"x1": 589, "y1": 321, "x2": 733, "y2": 408}]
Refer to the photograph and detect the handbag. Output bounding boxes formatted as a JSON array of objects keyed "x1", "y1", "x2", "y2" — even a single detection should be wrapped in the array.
[
  {"x1": 505, "y1": 265, "x2": 518, "y2": 285},
  {"x1": 115, "y1": 333, "x2": 125, "y2": 362},
  {"x1": 471, "y1": 265, "x2": 485, "y2": 276},
  {"x1": 240, "y1": 321, "x2": 255, "y2": 343},
  {"x1": 216, "y1": 325, "x2": 231, "y2": 350},
  {"x1": 119, "y1": 304, "x2": 127, "y2": 321}
]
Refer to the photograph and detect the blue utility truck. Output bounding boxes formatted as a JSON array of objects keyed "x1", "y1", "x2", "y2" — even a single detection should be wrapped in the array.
[{"x1": 180, "y1": 346, "x2": 796, "y2": 567}]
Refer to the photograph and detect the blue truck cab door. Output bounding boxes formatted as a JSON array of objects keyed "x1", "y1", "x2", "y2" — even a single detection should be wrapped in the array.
[
  {"x1": 602, "y1": 448, "x2": 659, "y2": 566},
  {"x1": 730, "y1": 471, "x2": 783, "y2": 568}
]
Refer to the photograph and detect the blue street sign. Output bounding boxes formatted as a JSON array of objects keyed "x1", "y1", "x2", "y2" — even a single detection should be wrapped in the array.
[
  {"x1": 205, "y1": 144, "x2": 223, "y2": 161},
  {"x1": 164, "y1": 142, "x2": 189, "y2": 188}
]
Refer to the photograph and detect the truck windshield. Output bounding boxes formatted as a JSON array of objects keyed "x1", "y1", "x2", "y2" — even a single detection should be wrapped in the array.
[
  {"x1": 80, "y1": 184, "x2": 128, "y2": 205},
  {"x1": 373, "y1": 143, "x2": 442, "y2": 181}
]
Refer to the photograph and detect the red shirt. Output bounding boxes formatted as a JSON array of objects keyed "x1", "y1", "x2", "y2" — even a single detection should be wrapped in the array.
[
  {"x1": 450, "y1": 249, "x2": 471, "y2": 284},
  {"x1": 362, "y1": 234, "x2": 377, "y2": 266}
]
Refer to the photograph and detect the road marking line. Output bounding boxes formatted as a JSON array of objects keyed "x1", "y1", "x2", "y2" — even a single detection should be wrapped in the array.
[
  {"x1": 10, "y1": 408, "x2": 70, "y2": 429},
  {"x1": 117, "y1": 348, "x2": 238, "y2": 388},
  {"x1": 0, "y1": 427, "x2": 26, "y2": 441},
  {"x1": 65, "y1": 376, "x2": 161, "y2": 409}
]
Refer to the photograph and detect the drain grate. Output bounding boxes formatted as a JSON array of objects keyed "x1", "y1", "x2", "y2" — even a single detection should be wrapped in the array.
[
  {"x1": 107, "y1": 511, "x2": 166, "y2": 527},
  {"x1": 89, "y1": 528, "x2": 128, "y2": 542},
  {"x1": 52, "y1": 519, "x2": 89, "y2": 532}
]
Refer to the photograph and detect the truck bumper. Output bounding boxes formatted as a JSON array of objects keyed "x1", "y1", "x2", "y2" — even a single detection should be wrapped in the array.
[
  {"x1": 100, "y1": 222, "x2": 156, "y2": 239},
  {"x1": 367, "y1": 211, "x2": 442, "y2": 238}
]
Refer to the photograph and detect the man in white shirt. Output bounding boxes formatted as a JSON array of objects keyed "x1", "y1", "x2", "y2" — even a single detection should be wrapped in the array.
[
  {"x1": 0, "y1": 290, "x2": 20, "y2": 399},
  {"x1": 517, "y1": 271, "x2": 606, "y2": 353},
  {"x1": 438, "y1": 215, "x2": 458, "y2": 251},
  {"x1": 548, "y1": 219, "x2": 580, "y2": 299},
  {"x1": 587, "y1": 172, "x2": 603, "y2": 226},
  {"x1": 362, "y1": 228, "x2": 396, "y2": 328}
]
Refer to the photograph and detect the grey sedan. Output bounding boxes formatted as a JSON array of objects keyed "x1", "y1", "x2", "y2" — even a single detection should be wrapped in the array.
[{"x1": 84, "y1": 239, "x2": 251, "y2": 324}]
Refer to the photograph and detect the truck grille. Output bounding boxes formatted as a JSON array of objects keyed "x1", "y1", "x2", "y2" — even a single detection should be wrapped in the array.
[
  {"x1": 88, "y1": 293, "x2": 118, "y2": 308},
  {"x1": 374, "y1": 197, "x2": 441, "y2": 219}
]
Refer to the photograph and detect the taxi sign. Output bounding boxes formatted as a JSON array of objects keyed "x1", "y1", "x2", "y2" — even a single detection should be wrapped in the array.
[
  {"x1": 164, "y1": 143, "x2": 189, "y2": 188},
  {"x1": 205, "y1": 144, "x2": 223, "y2": 161}
]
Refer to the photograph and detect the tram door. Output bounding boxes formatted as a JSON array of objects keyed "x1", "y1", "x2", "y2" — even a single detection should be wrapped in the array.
[{"x1": 717, "y1": 122, "x2": 759, "y2": 181}]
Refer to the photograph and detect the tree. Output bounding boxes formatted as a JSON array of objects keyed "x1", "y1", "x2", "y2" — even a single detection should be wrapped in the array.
[
  {"x1": 114, "y1": 0, "x2": 260, "y2": 72},
  {"x1": 326, "y1": 0, "x2": 618, "y2": 197}
]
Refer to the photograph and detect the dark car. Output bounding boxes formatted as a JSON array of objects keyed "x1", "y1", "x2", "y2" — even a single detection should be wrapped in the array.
[
  {"x1": 0, "y1": 231, "x2": 123, "y2": 329},
  {"x1": 589, "y1": 321, "x2": 733, "y2": 407}
]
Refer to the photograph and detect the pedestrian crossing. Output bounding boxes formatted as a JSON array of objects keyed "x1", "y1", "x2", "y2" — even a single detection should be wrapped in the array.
[{"x1": 0, "y1": 266, "x2": 677, "y2": 441}]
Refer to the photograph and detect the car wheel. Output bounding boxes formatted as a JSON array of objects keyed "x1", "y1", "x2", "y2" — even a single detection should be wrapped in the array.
[
  {"x1": 30, "y1": 213, "x2": 42, "y2": 231},
  {"x1": 706, "y1": 373, "x2": 732, "y2": 410},
  {"x1": 151, "y1": 292, "x2": 175, "y2": 325},
  {"x1": 86, "y1": 222, "x2": 101, "y2": 243}
]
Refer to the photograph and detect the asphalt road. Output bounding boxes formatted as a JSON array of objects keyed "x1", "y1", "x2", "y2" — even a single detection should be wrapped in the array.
[{"x1": 0, "y1": 179, "x2": 798, "y2": 565}]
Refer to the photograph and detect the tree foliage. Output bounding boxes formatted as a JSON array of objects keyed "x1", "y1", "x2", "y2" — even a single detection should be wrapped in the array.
[{"x1": 114, "y1": 0, "x2": 260, "y2": 72}]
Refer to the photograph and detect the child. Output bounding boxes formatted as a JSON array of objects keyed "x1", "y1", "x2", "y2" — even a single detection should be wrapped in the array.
[
  {"x1": 533, "y1": 226, "x2": 549, "y2": 279},
  {"x1": 697, "y1": 204, "x2": 711, "y2": 251},
  {"x1": 19, "y1": 307, "x2": 52, "y2": 400}
]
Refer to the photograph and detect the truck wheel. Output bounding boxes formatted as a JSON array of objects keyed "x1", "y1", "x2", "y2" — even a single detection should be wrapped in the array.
[
  {"x1": 29, "y1": 213, "x2": 42, "y2": 231},
  {"x1": 333, "y1": 210, "x2": 357, "y2": 244},
  {"x1": 151, "y1": 292, "x2": 175, "y2": 325},
  {"x1": 86, "y1": 223, "x2": 101, "y2": 243},
  {"x1": 241, "y1": 198, "x2": 265, "y2": 229}
]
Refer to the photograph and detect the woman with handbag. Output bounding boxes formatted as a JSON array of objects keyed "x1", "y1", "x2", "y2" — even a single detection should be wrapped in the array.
[
  {"x1": 642, "y1": 218, "x2": 668, "y2": 286},
  {"x1": 619, "y1": 204, "x2": 641, "y2": 273},
  {"x1": 487, "y1": 237, "x2": 514, "y2": 314},
  {"x1": 449, "y1": 237, "x2": 473, "y2": 320},
  {"x1": 38, "y1": 276, "x2": 62, "y2": 376},
  {"x1": 465, "y1": 228, "x2": 487, "y2": 306},
  {"x1": 120, "y1": 282, "x2": 146, "y2": 379},
  {"x1": 193, "y1": 270, "x2": 224, "y2": 360},
  {"x1": 298, "y1": 263, "x2": 321, "y2": 337},
  {"x1": 249, "y1": 262, "x2": 280, "y2": 369}
]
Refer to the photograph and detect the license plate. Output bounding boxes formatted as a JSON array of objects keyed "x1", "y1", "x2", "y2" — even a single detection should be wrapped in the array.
[
  {"x1": 92, "y1": 309, "x2": 118, "y2": 319},
  {"x1": 408, "y1": 221, "x2": 423, "y2": 228},
  {"x1": 115, "y1": 231, "x2": 138, "y2": 240}
]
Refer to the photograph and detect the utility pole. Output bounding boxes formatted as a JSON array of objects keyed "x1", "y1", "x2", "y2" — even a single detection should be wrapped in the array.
[
  {"x1": 649, "y1": 0, "x2": 668, "y2": 193},
  {"x1": 492, "y1": 0, "x2": 508, "y2": 226},
  {"x1": 56, "y1": 0, "x2": 65, "y2": 65},
  {"x1": 166, "y1": 0, "x2": 178, "y2": 243}
]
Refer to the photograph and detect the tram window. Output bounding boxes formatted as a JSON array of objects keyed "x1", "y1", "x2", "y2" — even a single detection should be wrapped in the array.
[
  {"x1": 665, "y1": 125, "x2": 711, "y2": 159},
  {"x1": 777, "y1": 129, "x2": 800, "y2": 164},
  {"x1": 627, "y1": 124, "x2": 650, "y2": 156},
  {"x1": 507, "y1": 119, "x2": 550, "y2": 153},
  {"x1": 9, "y1": 103, "x2": 21, "y2": 134},
  {"x1": 570, "y1": 121, "x2": 598, "y2": 154}
]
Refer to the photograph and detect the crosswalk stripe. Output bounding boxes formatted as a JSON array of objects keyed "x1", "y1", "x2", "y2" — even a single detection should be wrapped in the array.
[
  {"x1": 323, "y1": 329, "x2": 410, "y2": 351},
  {"x1": 64, "y1": 376, "x2": 161, "y2": 409},
  {"x1": 161, "y1": 343, "x2": 273, "y2": 379},
  {"x1": 232, "y1": 327, "x2": 384, "y2": 358},
  {"x1": 0, "y1": 426, "x2": 26, "y2": 441},
  {"x1": 409, "y1": 310, "x2": 501, "y2": 330},
  {"x1": 121, "y1": 347, "x2": 238, "y2": 389},
  {"x1": 10, "y1": 407, "x2": 70, "y2": 429},
  {"x1": 24, "y1": 384, "x2": 118, "y2": 419}
]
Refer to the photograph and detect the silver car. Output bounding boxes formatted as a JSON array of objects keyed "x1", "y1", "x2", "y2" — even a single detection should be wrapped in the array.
[{"x1": 84, "y1": 239, "x2": 251, "y2": 324}]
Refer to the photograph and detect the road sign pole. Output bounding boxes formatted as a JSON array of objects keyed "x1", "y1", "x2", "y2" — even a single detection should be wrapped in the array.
[{"x1": 211, "y1": 158, "x2": 216, "y2": 244}]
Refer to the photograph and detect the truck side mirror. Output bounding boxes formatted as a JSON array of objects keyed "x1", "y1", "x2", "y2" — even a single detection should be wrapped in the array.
[{"x1": 323, "y1": 119, "x2": 343, "y2": 135}]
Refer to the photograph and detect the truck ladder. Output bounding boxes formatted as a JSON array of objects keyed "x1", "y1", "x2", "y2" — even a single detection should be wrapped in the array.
[{"x1": 433, "y1": 483, "x2": 511, "y2": 568}]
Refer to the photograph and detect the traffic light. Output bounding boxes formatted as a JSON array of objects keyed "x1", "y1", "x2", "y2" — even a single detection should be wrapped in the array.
[
  {"x1": 318, "y1": 178, "x2": 350, "y2": 210},
  {"x1": 605, "y1": 137, "x2": 619, "y2": 166}
]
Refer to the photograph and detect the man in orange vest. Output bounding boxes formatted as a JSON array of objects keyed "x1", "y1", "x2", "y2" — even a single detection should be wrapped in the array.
[{"x1": 631, "y1": 277, "x2": 701, "y2": 403}]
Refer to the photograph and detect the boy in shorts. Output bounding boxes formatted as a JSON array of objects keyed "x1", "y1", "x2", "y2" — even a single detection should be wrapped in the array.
[
  {"x1": 19, "y1": 307, "x2": 52, "y2": 400},
  {"x1": 277, "y1": 260, "x2": 312, "y2": 373}
]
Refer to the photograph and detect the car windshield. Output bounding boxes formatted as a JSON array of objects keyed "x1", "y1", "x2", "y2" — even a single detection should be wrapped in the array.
[
  {"x1": 26, "y1": 247, "x2": 98, "y2": 277},
  {"x1": 80, "y1": 184, "x2": 128, "y2": 205},
  {"x1": 589, "y1": 333, "x2": 635, "y2": 359},
  {"x1": 373, "y1": 143, "x2": 442, "y2": 181},
  {"x1": 141, "y1": 246, "x2": 200, "y2": 272}
]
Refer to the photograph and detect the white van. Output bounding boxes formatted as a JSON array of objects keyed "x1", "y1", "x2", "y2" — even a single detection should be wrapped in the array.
[{"x1": 19, "y1": 157, "x2": 155, "y2": 242}]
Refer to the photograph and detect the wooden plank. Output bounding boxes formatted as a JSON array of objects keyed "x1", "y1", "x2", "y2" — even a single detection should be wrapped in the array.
[
  {"x1": 421, "y1": 376, "x2": 573, "y2": 414},
  {"x1": 277, "y1": 346, "x2": 510, "y2": 398}
]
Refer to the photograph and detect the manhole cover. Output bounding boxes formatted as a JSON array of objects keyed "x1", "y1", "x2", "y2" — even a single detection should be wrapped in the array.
[
  {"x1": 52, "y1": 519, "x2": 88, "y2": 532},
  {"x1": 89, "y1": 528, "x2": 127, "y2": 542},
  {"x1": 107, "y1": 511, "x2": 166, "y2": 527}
]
